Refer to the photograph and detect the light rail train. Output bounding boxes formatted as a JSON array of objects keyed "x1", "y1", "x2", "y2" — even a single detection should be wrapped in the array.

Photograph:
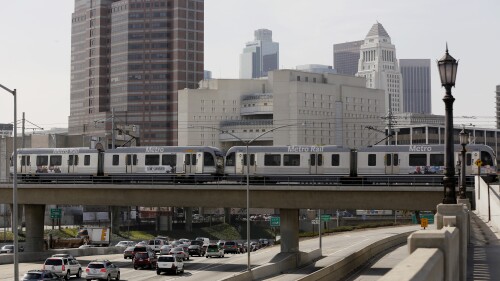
[{"x1": 10, "y1": 144, "x2": 497, "y2": 184}]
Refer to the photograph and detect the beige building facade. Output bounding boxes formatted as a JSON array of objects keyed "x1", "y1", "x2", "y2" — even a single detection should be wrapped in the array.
[{"x1": 178, "y1": 69, "x2": 386, "y2": 151}]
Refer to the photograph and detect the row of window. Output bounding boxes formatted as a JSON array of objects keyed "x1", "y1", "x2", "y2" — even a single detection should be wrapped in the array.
[
  {"x1": 225, "y1": 153, "x2": 341, "y2": 167},
  {"x1": 111, "y1": 153, "x2": 216, "y2": 166},
  {"x1": 22, "y1": 155, "x2": 92, "y2": 167}
]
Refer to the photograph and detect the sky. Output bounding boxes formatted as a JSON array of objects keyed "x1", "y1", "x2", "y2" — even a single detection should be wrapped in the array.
[{"x1": 0, "y1": 0, "x2": 499, "y2": 131}]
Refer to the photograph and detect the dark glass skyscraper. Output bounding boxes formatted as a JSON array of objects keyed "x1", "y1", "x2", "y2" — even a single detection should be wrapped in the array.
[
  {"x1": 399, "y1": 59, "x2": 431, "y2": 114},
  {"x1": 333, "y1": 40, "x2": 363, "y2": 76},
  {"x1": 69, "y1": 0, "x2": 204, "y2": 146}
]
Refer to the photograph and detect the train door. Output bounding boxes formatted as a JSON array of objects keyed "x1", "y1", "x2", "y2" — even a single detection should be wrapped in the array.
[
  {"x1": 196, "y1": 152, "x2": 204, "y2": 173},
  {"x1": 243, "y1": 153, "x2": 256, "y2": 175},
  {"x1": 125, "y1": 154, "x2": 137, "y2": 173},
  {"x1": 235, "y1": 152, "x2": 244, "y2": 174},
  {"x1": 385, "y1": 153, "x2": 399, "y2": 174},
  {"x1": 309, "y1": 154, "x2": 323, "y2": 174},
  {"x1": 184, "y1": 153, "x2": 197, "y2": 174},
  {"x1": 68, "y1": 154, "x2": 79, "y2": 173},
  {"x1": 20, "y1": 155, "x2": 31, "y2": 173}
]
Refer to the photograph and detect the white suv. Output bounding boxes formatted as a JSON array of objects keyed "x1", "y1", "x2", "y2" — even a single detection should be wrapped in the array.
[
  {"x1": 156, "y1": 255, "x2": 184, "y2": 275},
  {"x1": 43, "y1": 257, "x2": 82, "y2": 280}
]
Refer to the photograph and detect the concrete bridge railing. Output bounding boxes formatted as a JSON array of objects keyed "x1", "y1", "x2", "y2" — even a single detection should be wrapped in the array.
[{"x1": 381, "y1": 175, "x2": 500, "y2": 281}]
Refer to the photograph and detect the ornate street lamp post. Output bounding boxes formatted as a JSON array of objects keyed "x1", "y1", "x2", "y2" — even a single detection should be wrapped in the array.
[
  {"x1": 437, "y1": 45, "x2": 459, "y2": 204},
  {"x1": 459, "y1": 129, "x2": 468, "y2": 199}
]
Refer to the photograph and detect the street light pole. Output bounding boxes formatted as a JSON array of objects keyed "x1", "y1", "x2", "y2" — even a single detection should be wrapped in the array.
[
  {"x1": 459, "y1": 128, "x2": 468, "y2": 199},
  {"x1": 437, "y1": 45, "x2": 459, "y2": 204},
  {"x1": 190, "y1": 123, "x2": 295, "y2": 271},
  {"x1": 0, "y1": 84, "x2": 19, "y2": 281}
]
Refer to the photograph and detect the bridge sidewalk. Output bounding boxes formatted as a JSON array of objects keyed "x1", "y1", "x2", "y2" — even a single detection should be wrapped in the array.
[{"x1": 467, "y1": 211, "x2": 500, "y2": 280}]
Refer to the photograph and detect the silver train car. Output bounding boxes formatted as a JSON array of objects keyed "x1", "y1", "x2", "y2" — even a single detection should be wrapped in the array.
[
  {"x1": 224, "y1": 144, "x2": 497, "y2": 183},
  {"x1": 12, "y1": 146, "x2": 224, "y2": 182}
]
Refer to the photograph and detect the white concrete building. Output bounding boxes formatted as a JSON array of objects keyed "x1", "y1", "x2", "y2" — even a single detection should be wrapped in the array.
[
  {"x1": 178, "y1": 69, "x2": 386, "y2": 150},
  {"x1": 356, "y1": 23, "x2": 404, "y2": 116},
  {"x1": 239, "y1": 29, "x2": 279, "y2": 79}
]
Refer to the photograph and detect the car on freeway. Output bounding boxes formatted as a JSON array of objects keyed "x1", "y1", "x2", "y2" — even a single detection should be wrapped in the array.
[
  {"x1": 123, "y1": 246, "x2": 135, "y2": 259},
  {"x1": 237, "y1": 242, "x2": 246, "y2": 254},
  {"x1": 195, "y1": 237, "x2": 210, "y2": 246},
  {"x1": 85, "y1": 260, "x2": 120, "y2": 281},
  {"x1": 78, "y1": 245, "x2": 96, "y2": 249},
  {"x1": 178, "y1": 238, "x2": 190, "y2": 245},
  {"x1": 43, "y1": 257, "x2": 82, "y2": 280},
  {"x1": 217, "y1": 240, "x2": 225, "y2": 248},
  {"x1": 156, "y1": 255, "x2": 184, "y2": 275},
  {"x1": 159, "y1": 245, "x2": 172, "y2": 255},
  {"x1": 133, "y1": 251, "x2": 157, "y2": 270},
  {"x1": 130, "y1": 245, "x2": 154, "y2": 260},
  {"x1": 205, "y1": 244, "x2": 224, "y2": 258},
  {"x1": 259, "y1": 238, "x2": 270, "y2": 247},
  {"x1": 0, "y1": 244, "x2": 24, "y2": 253},
  {"x1": 169, "y1": 247, "x2": 189, "y2": 260},
  {"x1": 22, "y1": 269, "x2": 64, "y2": 280},
  {"x1": 115, "y1": 241, "x2": 135, "y2": 248},
  {"x1": 223, "y1": 241, "x2": 240, "y2": 254},
  {"x1": 244, "y1": 241, "x2": 259, "y2": 252},
  {"x1": 147, "y1": 238, "x2": 168, "y2": 252},
  {"x1": 135, "y1": 241, "x2": 148, "y2": 246},
  {"x1": 170, "y1": 240, "x2": 181, "y2": 247},
  {"x1": 188, "y1": 240, "x2": 205, "y2": 256}
]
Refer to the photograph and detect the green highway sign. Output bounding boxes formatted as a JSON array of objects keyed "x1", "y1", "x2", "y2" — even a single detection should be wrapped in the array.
[
  {"x1": 320, "y1": 214, "x2": 331, "y2": 221},
  {"x1": 50, "y1": 208, "x2": 62, "y2": 219},
  {"x1": 270, "y1": 216, "x2": 280, "y2": 227}
]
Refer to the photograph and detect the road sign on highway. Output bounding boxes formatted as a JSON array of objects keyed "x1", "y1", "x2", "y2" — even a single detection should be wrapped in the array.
[
  {"x1": 320, "y1": 214, "x2": 331, "y2": 221},
  {"x1": 311, "y1": 219, "x2": 320, "y2": 225},
  {"x1": 50, "y1": 208, "x2": 62, "y2": 219},
  {"x1": 270, "y1": 216, "x2": 280, "y2": 227},
  {"x1": 475, "y1": 159, "x2": 482, "y2": 167}
]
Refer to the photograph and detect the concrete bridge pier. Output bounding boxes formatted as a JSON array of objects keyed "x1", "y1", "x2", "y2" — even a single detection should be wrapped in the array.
[
  {"x1": 185, "y1": 207, "x2": 192, "y2": 232},
  {"x1": 280, "y1": 208, "x2": 299, "y2": 253},
  {"x1": 24, "y1": 204, "x2": 45, "y2": 252},
  {"x1": 224, "y1": 208, "x2": 231, "y2": 224}
]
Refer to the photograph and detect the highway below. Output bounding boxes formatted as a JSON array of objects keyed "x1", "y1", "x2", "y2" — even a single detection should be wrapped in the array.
[{"x1": 0, "y1": 225, "x2": 419, "y2": 281}]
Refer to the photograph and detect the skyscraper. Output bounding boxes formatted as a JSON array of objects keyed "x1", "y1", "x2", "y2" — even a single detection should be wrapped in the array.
[
  {"x1": 69, "y1": 0, "x2": 204, "y2": 146},
  {"x1": 356, "y1": 23, "x2": 404, "y2": 116},
  {"x1": 399, "y1": 59, "x2": 431, "y2": 114},
  {"x1": 239, "y1": 29, "x2": 279, "y2": 79},
  {"x1": 333, "y1": 40, "x2": 363, "y2": 76}
]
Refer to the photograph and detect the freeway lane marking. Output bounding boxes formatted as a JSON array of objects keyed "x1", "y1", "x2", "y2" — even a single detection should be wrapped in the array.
[{"x1": 327, "y1": 238, "x2": 372, "y2": 256}]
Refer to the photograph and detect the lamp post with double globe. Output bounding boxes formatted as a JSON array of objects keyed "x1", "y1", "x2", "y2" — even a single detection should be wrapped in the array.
[
  {"x1": 0, "y1": 83, "x2": 19, "y2": 281},
  {"x1": 437, "y1": 45, "x2": 459, "y2": 204},
  {"x1": 459, "y1": 128, "x2": 468, "y2": 199},
  {"x1": 190, "y1": 123, "x2": 295, "y2": 271}
]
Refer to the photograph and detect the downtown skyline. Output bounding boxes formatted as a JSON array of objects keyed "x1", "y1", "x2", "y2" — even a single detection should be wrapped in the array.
[{"x1": 0, "y1": 0, "x2": 498, "y2": 129}]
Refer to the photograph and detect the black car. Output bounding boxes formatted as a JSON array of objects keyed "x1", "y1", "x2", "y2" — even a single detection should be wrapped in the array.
[
  {"x1": 22, "y1": 270, "x2": 63, "y2": 280},
  {"x1": 188, "y1": 240, "x2": 205, "y2": 256}
]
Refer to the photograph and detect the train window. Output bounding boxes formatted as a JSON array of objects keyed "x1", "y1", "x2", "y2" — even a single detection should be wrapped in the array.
[
  {"x1": 243, "y1": 154, "x2": 255, "y2": 165},
  {"x1": 204, "y1": 152, "x2": 215, "y2": 166},
  {"x1": 481, "y1": 151, "x2": 493, "y2": 166},
  {"x1": 84, "y1": 155, "x2": 90, "y2": 166},
  {"x1": 74, "y1": 155, "x2": 79, "y2": 165},
  {"x1": 185, "y1": 154, "x2": 190, "y2": 165},
  {"x1": 126, "y1": 154, "x2": 137, "y2": 165},
  {"x1": 393, "y1": 154, "x2": 398, "y2": 166},
  {"x1": 21, "y1": 156, "x2": 31, "y2": 166},
  {"x1": 191, "y1": 154, "x2": 197, "y2": 165},
  {"x1": 264, "y1": 154, "x2": 281, "y2": 166},
  {"x1": 36, "y1": 156, "x2": 48, "y2": 166},
  {"x1": 162, "y1": 155, "x2": 176, "y2": 166},
  {"x1": 331, "y1": 154, "x2": 339, "y2": 166},
  {"x1": 112, "y1": 155, "x2": 119, "y2": 166},
  {"x1": 409, "y1": 154, "x2": 427, "y2": 166},
  {"x1": 50, "y1": 156, "x2": 62, "y2": 166},
  {"x1": 225, "y1": 152, "x2": 235, "y2": 166},
  {"x1": 69, "y1": 155, "x2": 79, "y2": 166},
  {"x1": 385, "y1": 154, "x2": 391, "y2": 166},
  {"x1": 430, "y1": 154, "x2": 444, "y2": 166},
  {"x1": 284, "y1": 154, "x2": 300, "y2": 166},
  {"x1": 145, "y1": 155, "x2": 160, "y2": 165},
  {"x1": 310, "y1": 154, "x2": 316, "y2": 166},
  {"x1": 466, "y1": 153, "x2": 472, "y2": 166},
  {"x1": 69, "y1": 155, "x2": 73, "y2": 165},
  {"x1": 318, "y1": 154, "x2": 323, "y2": 166},
  {"x1": 368, "y1": 154, "x2": 376, "y2": 166}
]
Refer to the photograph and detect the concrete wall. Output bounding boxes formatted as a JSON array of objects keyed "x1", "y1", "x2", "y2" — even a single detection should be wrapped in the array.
[{"x1": 475, "y1": 177, "x2": 500, "y2": 232}]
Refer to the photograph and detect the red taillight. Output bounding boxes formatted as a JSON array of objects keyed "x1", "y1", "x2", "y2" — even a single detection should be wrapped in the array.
[
  {"x1": 100, "y1": 268, "x2": 107, "y2": 272},
  {"x1": 86, "y1": 268, "x2": 90, "y2": 272},
  {"x1": 62, "y1": 265, "x2": 65, "y2": 271}
]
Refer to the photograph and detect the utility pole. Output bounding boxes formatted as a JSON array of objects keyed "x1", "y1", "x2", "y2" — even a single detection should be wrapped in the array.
[
  {"x1": 111, "y1": 108, "x2": 115, "y2": 149},
  {"x1": 22, "y1": 112, "x2": 25, "y2": 149}
]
